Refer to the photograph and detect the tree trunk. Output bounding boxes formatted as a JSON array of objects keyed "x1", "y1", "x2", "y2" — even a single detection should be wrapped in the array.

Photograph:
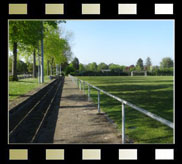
[
  {"x1": 50, "y1": 64, "x2": 52, "y2": 75},
  {"x1": 12, "y1": 42, "x2": 18, "y2": 81},
  {"x1": 33, "y1": 48, "x2": 36, "y2": 78},
  {"x1": 50, "y1": 58, "x2": 54, "y2": 75},
  {"x1": 47, "y1": 60, "x2": 50, "y2": 75}
]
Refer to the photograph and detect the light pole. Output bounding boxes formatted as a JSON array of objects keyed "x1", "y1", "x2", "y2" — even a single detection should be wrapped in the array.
[
  {"x1": 38, "y1": 41, "x2": 40, "y2": 83},
  {"x1": 41, "y1": 21, "x2": 44, "y2": 83},
  {"x1": 60, "y1": 64, "x2": 61, "y2": 75}
]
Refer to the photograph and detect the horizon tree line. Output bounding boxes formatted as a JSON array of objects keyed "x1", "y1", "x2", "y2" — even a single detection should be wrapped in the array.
[{"x1": 65, "y1": 57, "x2": 174, "y2": 75}]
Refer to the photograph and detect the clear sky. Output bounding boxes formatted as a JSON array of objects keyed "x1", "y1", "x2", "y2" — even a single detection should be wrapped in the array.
[{"x1": 60, "y1": 20, "x2": 174, "y2": 66}]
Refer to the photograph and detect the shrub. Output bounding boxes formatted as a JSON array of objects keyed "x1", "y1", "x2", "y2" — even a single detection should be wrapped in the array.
[{"x1": 9, "y1": 75, "x2": 18, "y2": 81}]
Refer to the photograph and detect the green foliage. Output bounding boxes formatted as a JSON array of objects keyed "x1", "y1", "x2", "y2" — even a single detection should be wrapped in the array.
[
  {"x1": 160, "y1": 57, "x2": 173, "y2": 68},
  {"x1": 44, "y1": 24, "x2": 72, "y2": 68},
  {"x1": 9, "y1": 20, "x2": 72, "y2": 80},
  {"x1": 9, "y1": 56, "x2": 28, "y2": 74},
  {"x1": 71, "y1": 57, "x2": 79, "y2": 70},
  {"x1": 65, "y1": 64, "x2": 75, "y2": 75},
  {"x1": 9, "y1": 75, "x2": 18, "y2": 81},
  {"x1": 89, "y1": 62, "x2": 97, "y2": 71},
  {"x1": 97, "y1": 62, "x2": 108, "y2": 71},
  {"x1": 136, "y1": 58, "x2": 144, "y2": 71},
  {"x1": 129, "y1": 65, "x2": 135, "y2": 72},
  {"x1": 27, "y1": 62, "x2": 33, "y2": 73},
  {"x1": 145, "y1": 57, "x2": 152, "y2": 71},
  {"x1": 109, "y1": 64, "x2": 120, "y2": 72},
  {"x1": 17, "y1": 60, "x2": 28, "y2": 74},
  {"x1": 9, "y1": 56, "x2": 13, "y2": 73},
  {"x1": 9, "y1": 75, "x2": 14, "y2": 81},
  {"x1": 151, "y1": 67, "x2": 173, "y2": 76},
  {"x1": 79, "y1": 63, "x2": 86, "y2": 72}
]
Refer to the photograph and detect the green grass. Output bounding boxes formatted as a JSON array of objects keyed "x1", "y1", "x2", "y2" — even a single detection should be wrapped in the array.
[
  {"x1": 9, "y1": 76, "x2": 51, "y2": 101},
  {"x1": 77, "y1": 76, "x2": 174, "y2": 144}
]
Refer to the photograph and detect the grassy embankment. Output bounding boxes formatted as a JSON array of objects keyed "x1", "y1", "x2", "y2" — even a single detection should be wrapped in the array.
[{"x1": 9, "y1": 76, "x2": 51, "y2": 101}]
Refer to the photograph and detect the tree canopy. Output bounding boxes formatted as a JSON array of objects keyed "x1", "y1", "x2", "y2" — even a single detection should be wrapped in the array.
[
  {"x1": 136, "y1": 58, "x2": 144, "y2": 71},
  {"x1": 160, "y1": 57, "x2": 173, "y2": 68},
  {"x1": 9, "y1": 20, "x2": 72, "y2": 80}
]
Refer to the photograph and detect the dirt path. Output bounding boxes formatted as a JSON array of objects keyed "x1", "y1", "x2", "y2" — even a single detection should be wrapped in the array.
[{"x1": 53, "y1": 77, "x2": 122, "y2": 144}]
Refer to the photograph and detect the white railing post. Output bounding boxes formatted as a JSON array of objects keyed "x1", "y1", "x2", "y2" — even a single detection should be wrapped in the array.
[
  {"x1": 98, "y1": 90, "x2": 100, "y2": 113},
  {"x1": 122, "y1": 103, "x2": 125, "y2": 144}
]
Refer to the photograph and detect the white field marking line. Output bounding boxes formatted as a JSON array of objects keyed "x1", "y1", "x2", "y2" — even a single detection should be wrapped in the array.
[
  {"x1": 9, "y1": 80, "x2": 57, "y2": 136},
  {"x1": 70, "y1": 76, "x2": 173, "y2": 129}
]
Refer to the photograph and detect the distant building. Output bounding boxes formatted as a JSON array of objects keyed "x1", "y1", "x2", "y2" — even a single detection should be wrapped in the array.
[{"x1": 124, "y1": 65, "x2": 135, "y2": 72}]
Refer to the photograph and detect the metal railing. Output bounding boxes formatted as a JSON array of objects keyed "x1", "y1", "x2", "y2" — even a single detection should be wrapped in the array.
[{"x1": 69, "y1": 75, "x2": 174, "y2": 144}]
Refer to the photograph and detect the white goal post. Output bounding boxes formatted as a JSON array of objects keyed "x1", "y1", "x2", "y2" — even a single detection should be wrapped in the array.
[{"x1": 131, "y1": 71, "x2": 147, "y2": 76}]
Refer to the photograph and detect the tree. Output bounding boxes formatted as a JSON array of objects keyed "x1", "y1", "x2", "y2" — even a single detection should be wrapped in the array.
[
  {"x1": 79, "y1": 63, "x2": 86, "y2": 72},
  {"x1": 97, "y1": 62, "x2": 108, "y2": 71},
  {"x1": 9, "y1": 21, "x2": 26, "y2": 80},
  {"x1": 109, "y1": 64, "x2": 121, "y2": 72},
  {"x1": 136, "y1": 58, "x2": 144, "y2": 71},
  {"x1": 120, "y1": 65, "x2": 126, "y2": 72},
  {"x1": 72, "y1": 57, "x2": 79, "y2": 71},
  {"x1": 65, "y1": 63, "x2": 74, "y2": 75},
  {"x1": 160, "y1": 57, "x2": 173, "y2": 68},
  {"x1": 145, "y1": 57, "x2": 152, "y2": 71},
  {"x1": 85, "y1": 62, "x2": 98, "y2": 72},
  {"x1": 9, "y1": 20, "x2": 63, "y2": 81},
  {"x1": 129, "y1": 65, "x2": 135, "y2": 72},
  {"x1": 27, "y1": 62, "x2": 33, "y2": 73},
  {"x1": 44, "y1": 25, "x2": 72, "y2": 75}
]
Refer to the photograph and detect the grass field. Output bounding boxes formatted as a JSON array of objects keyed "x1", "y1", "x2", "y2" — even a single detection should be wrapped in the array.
[
  {"x1": 9, "y1": 76, "x2": 51, "y2": 101},
  {"x1": 77, "y1": 76, "x2": 174, "y2": 144}
]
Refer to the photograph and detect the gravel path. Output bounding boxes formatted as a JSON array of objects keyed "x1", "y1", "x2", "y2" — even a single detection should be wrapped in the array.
[{"x1": 53, "y1": 77, "x2": 122, "y2": 144}]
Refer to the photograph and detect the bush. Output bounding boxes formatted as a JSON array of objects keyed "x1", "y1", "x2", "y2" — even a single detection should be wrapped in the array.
[
  {"x1": 151, "y1": 68, "x2": 173, "y2": 76},
  {"x1": 9, "y1": 75, "x2": 18, "y2": 81},
  {"x1": 65, "y1": 65, "x2": 75, "y2": 75}
]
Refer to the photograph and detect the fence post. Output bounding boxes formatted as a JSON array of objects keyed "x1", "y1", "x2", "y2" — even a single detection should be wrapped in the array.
[
  {"x1": 88, "y1": 85, "x2": 90, "y2": 100},
  {"x1": 98, "y1": 90, "x2": 100, "y2": 113},
  {"x1": 122, "y1": 103, "x2": 125, "y2": 144}
]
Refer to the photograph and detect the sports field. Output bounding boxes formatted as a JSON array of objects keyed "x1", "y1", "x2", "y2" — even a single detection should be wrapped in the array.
[{"x1": 77, "y1": 76, "x2": 174, "y2": 144}]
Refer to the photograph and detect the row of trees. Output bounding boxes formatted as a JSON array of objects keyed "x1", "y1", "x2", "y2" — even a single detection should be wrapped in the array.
[
  {"x1": 9, "y1": 21, "x2": 72, "y2": 81},
  {"x1": 135, "y1": 57, "x2": 173, "y2": 71},
  {"x1": 65, "y1": 57, "x2": 174, "y2": 76}
]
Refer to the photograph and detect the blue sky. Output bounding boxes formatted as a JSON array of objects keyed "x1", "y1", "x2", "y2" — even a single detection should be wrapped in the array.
[{"x1": 60, "y1": 20, "x2": 174, "y2": 66}]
